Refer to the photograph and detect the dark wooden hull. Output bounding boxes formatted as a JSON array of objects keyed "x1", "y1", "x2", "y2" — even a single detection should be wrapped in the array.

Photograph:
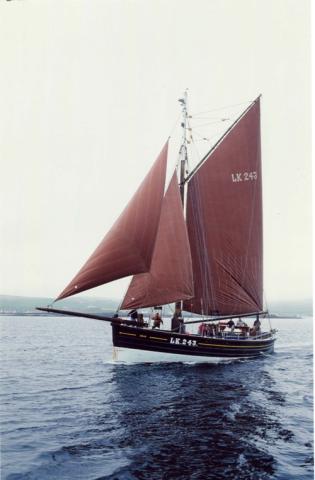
[{"x1": 112, "y1": 324, "x2": 275, "y2": 358}]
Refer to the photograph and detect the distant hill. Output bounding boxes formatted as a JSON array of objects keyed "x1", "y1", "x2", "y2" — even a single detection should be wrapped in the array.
[
  {"x1": 0, "y1": 295, "x2": 312, "y2": 317},
  {"x1": 267, "y1": 299, "x2": 312, "y2": 317},
  {"x1": 0, "y1": 295, "x2": 120, "y2": 315}
]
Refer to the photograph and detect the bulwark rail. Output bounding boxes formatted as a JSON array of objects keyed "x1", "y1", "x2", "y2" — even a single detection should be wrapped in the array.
[{"x1": 184, "y1": 310, "x2": 268, "y2": 325}]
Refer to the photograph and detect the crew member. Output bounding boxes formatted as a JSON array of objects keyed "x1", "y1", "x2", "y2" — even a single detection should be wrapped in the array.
[
  {"x1": 137, "y1": 313, "x2": 144, "y2": 327},
  {"x1": 236, "y1": 318, "x2": 246, "y2": 327},
  {"x1": 153, "y1": 312, "x2": 163, "y2": 329},
  {"x1": 179, "y1": 318, "x2": 185, "y2": 334},
  {"x1": 128, "y1": 309, "x2": 138, "y2": 321},
  {"x1": 253, "y1": 317, "x2": 261, "y2": 334},
  {"x1": 171, "y1": 311, "x2": 181, "y2": 332},
  {"x1": 227, "y1": 319, "x2": 235, "y2": 332}
]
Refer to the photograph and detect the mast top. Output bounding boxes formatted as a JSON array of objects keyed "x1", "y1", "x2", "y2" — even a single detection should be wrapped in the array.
[{"x1": 178, "y1": 89, "x2": 188, "y2": 146}]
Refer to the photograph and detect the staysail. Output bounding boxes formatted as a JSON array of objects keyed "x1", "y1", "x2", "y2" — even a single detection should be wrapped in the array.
[
  {"x1": 121, "y1": 170, "x2": 194, "y2": 309},
  {"x1": 183, "y1": 98, "x2": 263, "y2": 315},
  {"x1": 57, "y1": 142, "x2": 168, "y2": 300}
]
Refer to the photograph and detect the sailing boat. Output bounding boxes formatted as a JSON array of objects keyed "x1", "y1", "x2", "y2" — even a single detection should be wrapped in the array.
[{"x1": 38, "y1": 94, "x2": 276, "y2": 358}]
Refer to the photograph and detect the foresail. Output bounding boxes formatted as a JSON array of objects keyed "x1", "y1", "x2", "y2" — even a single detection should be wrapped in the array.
[
  {"x1": 121, "y1": 170, "x2": 194, "y2": 310},
  {"x1": 57, "y1": 142, "x2": 168, "y2": 300},
  {"x1": 183, "y1": 98, "x2": 263, "y2": 315}
]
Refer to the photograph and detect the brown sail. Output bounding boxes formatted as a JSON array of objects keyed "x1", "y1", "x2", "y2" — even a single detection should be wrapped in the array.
[
  {"x1": 57, "y1": 142, "x2": 168, "y2": 300},
  {"x1": 183, "y1": 99, "x2": 262, "y2": 315},
  {"x1": 121, "y1": 170, "x2": 194, "y2": 310}
]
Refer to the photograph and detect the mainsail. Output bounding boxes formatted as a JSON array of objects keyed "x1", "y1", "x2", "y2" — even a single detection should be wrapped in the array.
[
  {"x1": 183, "y1": 98, "x2": 262, "y2": 315},
  {"x1": 121, "y1": 170, "x2": 194, "y2": 309},
  {"x1": 57, "y1": 142, "x2": 168, "y2": 300}
]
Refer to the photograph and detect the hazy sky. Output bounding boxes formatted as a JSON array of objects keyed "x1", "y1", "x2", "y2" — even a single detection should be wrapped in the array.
[{"x1": 0, "y1": 0, "x2": 311, "y2": 305}]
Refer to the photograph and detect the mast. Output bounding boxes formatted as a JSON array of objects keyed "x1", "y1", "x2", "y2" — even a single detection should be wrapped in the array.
[
  {"x1": 178, "y1": 89, "x2": 188, "y2": 202},
  {"x1": 175, "y1": 90, "x2": 189, "y2": 315}
]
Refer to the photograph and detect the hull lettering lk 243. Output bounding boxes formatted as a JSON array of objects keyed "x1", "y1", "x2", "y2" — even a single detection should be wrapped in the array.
[{"x1": 170, "y1": 337, "x2": 197, "y2": 346}]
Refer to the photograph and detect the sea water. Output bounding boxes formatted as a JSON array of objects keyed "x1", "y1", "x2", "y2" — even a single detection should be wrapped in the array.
[{"x1": 0, "y1": 315, "x2": 313, "y2": 479}]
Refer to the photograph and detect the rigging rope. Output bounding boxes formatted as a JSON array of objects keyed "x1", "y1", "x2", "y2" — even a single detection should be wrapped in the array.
[
  {"x1": 191, "y1": 100, "x2": 252, "y2": 117},
  {"x1": 188, "y1": 119, "x2": 231, "y2": 128}
]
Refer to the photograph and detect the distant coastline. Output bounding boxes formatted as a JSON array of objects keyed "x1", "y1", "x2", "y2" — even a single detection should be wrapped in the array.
[{"x1": 0, "y1": 295, "x2": 312, "y2": 318}]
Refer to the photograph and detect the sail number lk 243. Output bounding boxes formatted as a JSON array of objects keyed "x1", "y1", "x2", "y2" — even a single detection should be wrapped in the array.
[{"x1": 231, "y1": 171, "x2": 258, "y2": 182}]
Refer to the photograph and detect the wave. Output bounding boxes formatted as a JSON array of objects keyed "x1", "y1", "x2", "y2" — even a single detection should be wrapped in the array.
[{"x1": 0, "y1": 378, "x2": 112, "y2": 398}]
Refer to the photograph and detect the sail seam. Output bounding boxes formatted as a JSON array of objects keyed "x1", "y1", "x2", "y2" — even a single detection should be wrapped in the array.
[{"x1": 215, "y1": 259, "x2": 259, "y2": 310}]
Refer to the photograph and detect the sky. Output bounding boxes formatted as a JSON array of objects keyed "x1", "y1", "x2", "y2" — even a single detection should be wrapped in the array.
[{"x1": 0, "y1": 0, "x2": 312, "y2": 305}]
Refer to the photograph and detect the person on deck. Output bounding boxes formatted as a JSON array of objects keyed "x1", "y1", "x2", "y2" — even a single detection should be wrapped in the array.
[
  {"x1": 236, "y1": 318, "x2": 246, "y2": 327},
  {"x1": 171, "y1": 312, "x2": 181, "y2": 332},
  {"x1": 206, "y1": 324, "x2": 213, "y2": 336},
  {"x1": 179, "y1": 318, "x2": 185, "y2": 334},
  {"x1": 253, "y1": 317, "x2": 261, "y2": 335},
  {"x1": 152, "y1": 312, "x2": 163, "y2": 329},
  {"x1": 236, "y1": 318, "x2": 249, "y2": 336},
  {"x1": 198, "y1": 323, "x2": 207, "y2": 336},
  {"x1": 137, "y1": 313, "x2": 144, "y2": 327},
  {"x1": 227, "y1": 319, "x2": 235, "y2": 332},
  {"x1": 128, "y1": 309, "x2": 138, "y2": 321}
]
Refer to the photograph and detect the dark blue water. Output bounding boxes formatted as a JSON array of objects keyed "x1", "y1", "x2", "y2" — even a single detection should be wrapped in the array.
[{"x1": 1, "y1": 316, "x2": 313, "y2": 479}]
